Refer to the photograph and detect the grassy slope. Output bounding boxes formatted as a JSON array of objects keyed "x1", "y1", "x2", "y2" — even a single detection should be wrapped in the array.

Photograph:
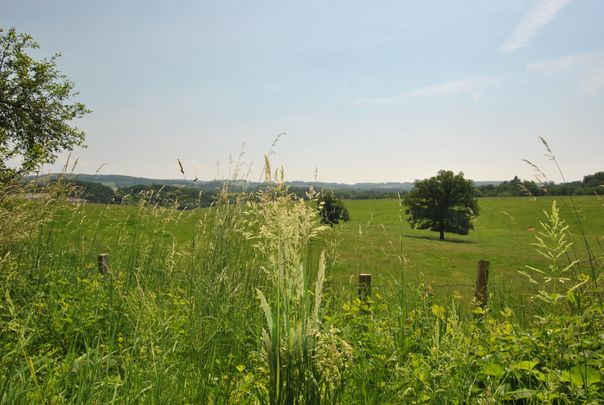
[
  {"x1": 328, "y1": 196, "x2": 603, "y2": 301},
  {"x1": 66, "y1": 196, "x2": 603, "y2": 301},
  {"x1": 2, "y1": 194, "x2": 602, "y2": 402}
]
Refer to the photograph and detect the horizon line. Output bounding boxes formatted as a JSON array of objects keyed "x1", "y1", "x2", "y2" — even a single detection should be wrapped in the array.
[{"x1": 29, "y1": 171, "x2": 591, "y2": 185}]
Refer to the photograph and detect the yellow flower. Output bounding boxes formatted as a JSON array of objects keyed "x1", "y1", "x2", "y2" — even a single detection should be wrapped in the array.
[{"x1": 431, "y1": 304, "x2": 446, "y2": 319}]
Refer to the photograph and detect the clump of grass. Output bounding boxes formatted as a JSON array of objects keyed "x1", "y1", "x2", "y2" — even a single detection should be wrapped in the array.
[
  {"x1": 519, "y1": 200, "x2": 581, "y2": 310},
  {"x1": 243, "y1": 159, "x2": 352, "y2": 404},
  {"x1": 1, "y1": 144, "x2": 603, "y2": 403},
  {"x1": 524, "y1": 137, "x2": 602, "y2": 304}
]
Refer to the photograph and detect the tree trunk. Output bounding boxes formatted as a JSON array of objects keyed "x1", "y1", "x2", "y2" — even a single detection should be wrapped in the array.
[{"x1": 439, "y1": 228, "x2": 444, "y2": 240}]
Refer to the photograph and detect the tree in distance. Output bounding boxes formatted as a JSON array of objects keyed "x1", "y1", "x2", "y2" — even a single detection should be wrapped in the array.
[
  {"x1": 403, "y1": 170, "x2": 479, "y2": 240},
  {"x1": 0, "y1": 27, "x2": 89, "y2": 183},
  {"x1": 317, "y1": 190, "x2": 350, "y2": 226}
]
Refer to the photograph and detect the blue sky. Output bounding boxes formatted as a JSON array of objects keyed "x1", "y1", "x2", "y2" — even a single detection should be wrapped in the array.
[{"x1": 3, "y1": 0, "x2": 603, "y2": 182}]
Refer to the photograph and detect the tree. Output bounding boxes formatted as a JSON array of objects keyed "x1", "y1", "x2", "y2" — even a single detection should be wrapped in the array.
[
  {"x1": 404, "y1": 170, "x2": 478, "y2": 240},
  {"x1": 317, "y1": 190, "x2": 350, "y2": 226},
  {"x1": 0, "y1": 27, "x2": 89, "y2": 183},
  {"x1": 582, "y1": 171, "x2": 604, "y2": 188},
  {"x1": 71, "y1": 180, "x2": 115, "y2": 204}
]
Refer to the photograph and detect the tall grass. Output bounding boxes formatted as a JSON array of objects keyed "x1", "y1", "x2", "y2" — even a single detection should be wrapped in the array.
[{"x1": 0, "y1": 165, "x2": 602, "y2": 403}]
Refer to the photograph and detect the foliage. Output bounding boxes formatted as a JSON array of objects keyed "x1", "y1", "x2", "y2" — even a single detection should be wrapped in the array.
[
  {"x1": 317, "y1": 190, "x2": 350, "y2": 226},
  {"x1": 0, "y1": 179, "x2": 70, "y2": 252},
  {"x1": 116, "y1": 183, "x2": 216, "y2": 209},
  {"x1": 519, "y1": 201, "x2": 583, "y2": 309},
  {"x1": 69, "y1": 180, "x2": 115, "y2": 204},
  {"x1": 582, "y1": 171, "x2": 604, "y2": 188},
  {"x1": 0, "y1": 27, "x2": 89, "y2": 183},
  {"x1": 476, "y1": 172, "x2": 604, "y2": 197},
  {"x1": 241, "y1": 165, "x2": 352, "y2": 403},
  {"x1": 404, "y1": 170, "x2": 479, "y2": 240},
  {"x1": 0, "y1": 179, "x2": 602, "y2": 403},
  {"x1": 475, "y1": 175, "x2": 544, "y2": 197},
  {"x1": 0, "y1": 183, "x2": 263, "y2": 403}
]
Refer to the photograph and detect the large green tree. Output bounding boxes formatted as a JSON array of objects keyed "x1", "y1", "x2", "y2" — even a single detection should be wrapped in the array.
[
  {"x1": 404, "y1": 170, "x2": 478, "y2": 240},
  {"x1": 0, "y1": 27, "x2": 89, "y2": 183}
]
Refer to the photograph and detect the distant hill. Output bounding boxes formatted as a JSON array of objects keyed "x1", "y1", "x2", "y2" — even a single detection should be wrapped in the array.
[
  {"x1": 26, "y1": 174, "x2": 244, "y2": 192},
  {"x1": 26, "y1": 173, "x2": 503, "y2": 192},
  {"x1": 285, "y1": 180, "x2": 416, "y2": 191},
  {"x1": 22, "y1": 172, "x2": 603, "y2": 203}
]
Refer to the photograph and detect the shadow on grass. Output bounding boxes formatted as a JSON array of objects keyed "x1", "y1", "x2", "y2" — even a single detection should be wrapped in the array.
[{"x1": 401, "y1": 233, "x2": 476, "y2": 244}]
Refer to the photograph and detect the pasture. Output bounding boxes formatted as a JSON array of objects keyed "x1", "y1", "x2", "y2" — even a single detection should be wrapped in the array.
[
  {"x1": 330, "y1": 196, "x2": 603, "y2": 303},
  {"x1": 51, "y1": 195, "x2": 603, "y2": 305},
  {"x1": 1, "y1": 190, "x2": 602, "y2": 403}
]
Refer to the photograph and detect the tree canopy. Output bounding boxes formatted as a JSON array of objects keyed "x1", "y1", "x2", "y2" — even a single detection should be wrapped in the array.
[
  {"x1": 404, "y1": 170, "x2": 478, "y2": 240},
  {"x1": 317, "y1": 190, "x2": 350, "y2": 226},
  {"x1": 583, "y1": 171, "x2": 604, "y2": 188},
  {"x1": 0, "y1": 27, "x2": 89, "y2": 183}
]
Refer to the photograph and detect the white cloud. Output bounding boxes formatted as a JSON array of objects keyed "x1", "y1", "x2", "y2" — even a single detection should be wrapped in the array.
[
  {"x1": 527, "y1": 53, "x2": 594, "y2": 77},
  {"x1": 527, "y1": 51, "x2": 604, "y2": 94},
  {"x1": 501, "y1": 0, "x2": 573, "y2": 54},
  {"x1": 407, "y1": 77, "x2": 499, "y2": 98},
  {"x1": 352, "y1": 77, "x2": 499, "y2": 106}
]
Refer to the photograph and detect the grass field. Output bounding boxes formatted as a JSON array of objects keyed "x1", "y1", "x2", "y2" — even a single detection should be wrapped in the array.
[
  {"x1": 329, "y1": 196, "x2": 603, "y2": 303},
  {"x1": 55, "y1": 195, "x2": 603, "y2": 305},
  {"x1": 1, "y1": 190, "x2": 602, "y2": 403}
]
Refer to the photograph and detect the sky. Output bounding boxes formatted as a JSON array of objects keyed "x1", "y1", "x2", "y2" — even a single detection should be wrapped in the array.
[{"x1": 2, "y1": 0, "x2": 603, "y2": 183}]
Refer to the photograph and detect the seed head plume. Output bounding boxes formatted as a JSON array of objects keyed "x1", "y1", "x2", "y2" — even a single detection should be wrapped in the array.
[
  {"x1": 268, "y1": 132, "x2": 285, "y2": 156},
  {"x1": 539, "y1": 136, "x2": 568, "y2": 184},
  {"x1": 255, "y1": 133, "x2": 286, "y2": 192},
  {"x1": 264, "y1": 155, "x2": 272, "y2": 183},
  {"x1": 522, "y1": 159, "x2": 549, "y2": 184},
  {"x1": 177, "y1": 158, "x2": 188, "y2": 182},
  {"x1": 70, "y1": 158, "x2": 79, "y2": 173},
  {"x1": 94, "y1": 163, "x2": 107, "y2": 175}
]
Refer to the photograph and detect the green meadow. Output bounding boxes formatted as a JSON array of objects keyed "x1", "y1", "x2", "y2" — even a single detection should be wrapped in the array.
[
  {"x1": 1, "y1": 190, "x2": 602, "y2": 403},
  {"x1": 330, "y1": 196, "x2": 603, "y2": 301},
  {"x1": 55, "y1": 195, "x2": 603, "y2": 305}
]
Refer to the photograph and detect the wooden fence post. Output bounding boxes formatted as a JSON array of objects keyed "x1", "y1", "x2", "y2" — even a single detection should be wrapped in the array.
[
  {"x1": 98, "y1": 254, "x2": 110, "y2": 275},
  {"x1": 474, "y1": 260, "x2": 490, "y2": 307},
  {"x1": 358, "y1": 273, "x2": 372, "y2": 301}
]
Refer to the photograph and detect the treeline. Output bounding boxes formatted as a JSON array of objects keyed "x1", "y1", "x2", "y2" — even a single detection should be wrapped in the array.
[
  {"x1": 47, "y1": 180, "x2": 218, "y2": 209},
  {"x1": 288, "y1": 187, "x2": 403, "y2": 200},
  {"x1": 69, "y1": 181, "x2": 405, "y2": 208},
  {"x1": 33, "y1": 171, "x2": 604, "y2": 208},
  {"x1": 114, "y1": 184, "x2": 216, "y2": 209},
  {"x1": 475, "y1": 172, "x2": 604, "y2": 197}
]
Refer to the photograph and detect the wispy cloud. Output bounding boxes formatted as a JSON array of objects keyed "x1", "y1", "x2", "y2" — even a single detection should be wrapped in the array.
[
  {"x1": 527, "y1": 51, "x2": 604, "y2": 94},
  {"x1": 501, "y1": 0, "x2": 573, "y2": 54},
  {"x1": 527, "y1": 52, "x2": 594, "y2": 77},
  {"x1": 351, "y1": 76, "x2": 499, "y2": 106},
  {"x1": 407, "y1": 77, "x2": 499, "y2": 98}
]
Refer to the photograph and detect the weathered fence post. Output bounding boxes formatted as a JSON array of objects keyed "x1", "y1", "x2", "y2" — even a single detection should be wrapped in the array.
[
  {"x1": 358, "y1": 273, "x2": 372, "y2": 301},
  {"x1": 474, "y1": 260, "x2": 489, "y2": 307},
  {"x1": 98, "y1": 253, "x2": 110, "y2": 275}
]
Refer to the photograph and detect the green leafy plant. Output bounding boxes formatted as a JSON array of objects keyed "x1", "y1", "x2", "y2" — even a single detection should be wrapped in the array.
[
  {"x1": 519, "y1": 201, "x2": 583, "y2": 308},
  {"x1": 0, "y1": 27, "x2": 89, "y2": 183}
]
